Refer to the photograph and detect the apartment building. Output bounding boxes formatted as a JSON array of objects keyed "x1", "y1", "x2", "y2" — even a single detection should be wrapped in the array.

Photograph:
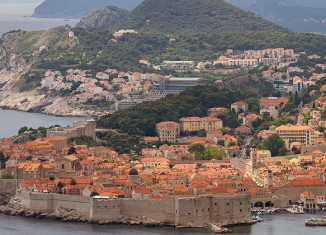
[
  {"x1": 179, "y1": 117, "x2": 223, "y2": 132},
  {"x1": 275, "y1": 125, "x2": 316, "y2": 149},
  {"x1": 155, "y1": 121, "x2": 180, "y2": 143},
  {"x1": 161, "y1": 61, "x2": 195, "y2": 70},
  {"x1": 146, "y1": 77, "x2": 209, "y2": 101}
]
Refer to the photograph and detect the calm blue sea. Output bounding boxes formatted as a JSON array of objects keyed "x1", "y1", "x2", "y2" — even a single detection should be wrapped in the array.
[{"x1": 0, "y1": 2, "x2": 79, "y2": 36}]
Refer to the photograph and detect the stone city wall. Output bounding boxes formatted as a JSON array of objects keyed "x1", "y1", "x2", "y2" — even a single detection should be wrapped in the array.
[
  {"x1": 0, "y1": 179, "x2": 20, "y2": 194},
  {"x1": 17, "y1": 192, "x2": 253, "y2": 227},
  {"x1": 19, "y1": 192, "x2": 91, "y2": 219},
  {"x1": 274, "y1": 185, "x2": 326, "y2": 205}
]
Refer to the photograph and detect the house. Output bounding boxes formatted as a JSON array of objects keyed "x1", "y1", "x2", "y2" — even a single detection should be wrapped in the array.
[
  {"x1": 155, "y1": 121, "x2": 180, "y2": 143},
  {"x1": 179, "y1": 117, "x2": 223, "y2": 132},
  {"x1": 256, "y1": 150, "x2": 271, "y2": 160},
  {"x1": 243, "y1": 114, "x2": 261, "y2": 127},
  {"x1": 10, "y1": 161, "x2": 53, "y2": 179},
  {"x1": 208, "y1": 107, "x2": 228, "y2": 117},
  {"x1": 51, "y1": 155, "x2": 83, "y2": 177},
  {"x1": 300, "y1": 191, "x2": 316, "y2": 210},
  {"x1": 259, "y1": 97, "x2": 289, "y2": 109},
  {"x1": 231, "y1": 101, "x2": 248, "y2": 113},
  {"x1": 132, "y1": 187, "x2": 152, "y2": 199},
  {"x1": 141, "y1": 157, "x2": 170, "y2": 167}
]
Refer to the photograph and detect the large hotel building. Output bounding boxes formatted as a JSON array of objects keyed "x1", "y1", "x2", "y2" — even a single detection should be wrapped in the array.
[
  {"x1": 146, "y1": 77, "x2": 209, "y2": 101},
  {"x1": 275, "y1": 125, "x2": 316, "y2": 149}
]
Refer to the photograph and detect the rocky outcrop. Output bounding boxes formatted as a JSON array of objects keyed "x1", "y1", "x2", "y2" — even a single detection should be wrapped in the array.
[
  {"x1": 0, "y1": 193, "x2": 12, "y2": 206},
  {"x1": 76, "y1": 6, "x2": 129, "y2": 30},
  {"x1": 0, "y1": 198, "x2": 86, "y2": 222},
  {"x1": 0, "y1": 27, "x2": 91, "y2": 117}
]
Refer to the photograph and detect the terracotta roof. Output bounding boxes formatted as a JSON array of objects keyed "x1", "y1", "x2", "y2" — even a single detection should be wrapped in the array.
[
  {"x1": 259, "y1": 97, "x2": 289, "y2": 104},
  {"x1": 276, "y1": 125, "x2": 311, "y2": 131},
  {"x1": 291, "y1": 179, "x2": 323, "y2": 186},
  {"x1": 180, "y1": 117, "x2": 221, "y2": 122}
]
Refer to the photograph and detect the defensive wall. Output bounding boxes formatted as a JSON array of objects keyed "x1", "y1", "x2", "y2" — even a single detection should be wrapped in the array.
[
  {"x1": 17, "y1": 192, "x2": 253, "y2": 227},
  {"x1": 273, "y1": 184, "x2": 326, "y2": 206},
  {"x1": 0, "y1": 179, "x2": 20, "y2": 194}
]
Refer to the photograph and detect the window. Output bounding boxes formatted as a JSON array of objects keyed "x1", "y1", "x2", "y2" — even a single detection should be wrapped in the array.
[{"x1": 61, "y1": 164, "x2": 65, "y2": 169}]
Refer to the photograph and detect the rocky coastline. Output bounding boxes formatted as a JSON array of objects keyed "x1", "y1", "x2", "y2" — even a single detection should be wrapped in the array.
[{"x1": 0, "y1": 196, "x2": 232, "y2": 233}]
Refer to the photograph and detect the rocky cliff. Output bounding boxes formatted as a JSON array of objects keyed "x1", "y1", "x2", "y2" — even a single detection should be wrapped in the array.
[
  {"x1": 76, "y1": 6, "x2": 129, "y2": 30},
  {"x1": 0, "y1": 27, "x2": 89, "y2": 116}
]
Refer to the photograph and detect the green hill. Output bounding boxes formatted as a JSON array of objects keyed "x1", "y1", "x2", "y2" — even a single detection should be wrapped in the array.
[
  {"x1": 225, "y1": 0, "x2": 326, "y2": 33},
  {"x1": 76, "y1": 6, "x2": 129, "y2": 30},
  {"x1": 117, "y1": 0, "x2": 288, "y2": 34},
  {"x1": 98, "y1": 85, "x2": 242, "y2": 136}
]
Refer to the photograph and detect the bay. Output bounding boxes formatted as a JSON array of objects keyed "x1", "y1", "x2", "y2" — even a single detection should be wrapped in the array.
[
  {"x1": 0, "y1": 109, "x2": 84, "y2": 138},
  {"x1": 0, "y1": 2, "x2": 79, "y2": 36},
  {"x1": 0, "y1": 1, "x2": 82, "y2": 138}
]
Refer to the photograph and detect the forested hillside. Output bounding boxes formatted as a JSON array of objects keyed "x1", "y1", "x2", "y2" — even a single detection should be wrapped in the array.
[
  {"x1": 32, "y1": 29, "x2": 326, "y2": 75},
  {"x1": 98, "y1": 86, "x2": 242, "y2": 136},
  {"x1": 225, "y1": 0, "x2": 326, "y2": 33},
  {"x1": 117, "y1": 0, "x2": 287, "y2": 34}
]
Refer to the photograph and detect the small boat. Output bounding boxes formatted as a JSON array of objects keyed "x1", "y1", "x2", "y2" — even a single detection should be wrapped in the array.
[
  {"x1": 256, "y1": 216, "x2": 263, "y2": 222},
  {"x1": 286, "y1": 205, "x2": 304, "y2": 214},
  {"x1": 252, "y1": 215, "x2": 263, "y2": 222}
]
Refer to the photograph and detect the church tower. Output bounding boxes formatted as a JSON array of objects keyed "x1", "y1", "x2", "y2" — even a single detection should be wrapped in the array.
[
  {"x1": 250, "y1": 145, "x2": 257, "y2": 173},
  {"x1": 267, "y1": 170, "x2": 273, "y2": 187}
]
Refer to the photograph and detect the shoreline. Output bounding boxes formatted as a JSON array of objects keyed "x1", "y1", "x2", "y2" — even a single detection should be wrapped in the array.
[
  {"x1": 0, "y1": 106, "x2": 91, "y2": 118},
  {"x1": 0, "y1": 198, "x2": 237, "y2": 234}
]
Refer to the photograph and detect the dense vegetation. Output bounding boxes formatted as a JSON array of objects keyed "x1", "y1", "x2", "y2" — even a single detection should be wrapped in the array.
[
  {"x1": 188, "y1": 144, "x2": 226, "y2": 160},
  {"x1": 226, "y1": 0, "x2": 326, "y2": 33},
  {"x1": 32, "y1": 29, "x2": 326, "y2": 75},
  {"x1": 98, "y1": 85, "x2": 242, "y2": 136},
  {"x1": 259, "y1": 134, "x2": 286, "y2": 157},
  {"x1": 118, "y1": 0, "x2": 287, "y2": 34},
  {"x1": 96, "y1": 131, "x2": 143, "y2": 154}
]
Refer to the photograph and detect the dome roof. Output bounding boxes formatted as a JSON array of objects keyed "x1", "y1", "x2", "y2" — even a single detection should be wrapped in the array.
[{"x1": 128, "y1": 168, "x2": 139, "y2": 176}]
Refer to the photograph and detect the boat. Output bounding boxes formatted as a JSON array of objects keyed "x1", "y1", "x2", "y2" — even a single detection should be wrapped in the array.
[
  {"x1": 252, "y1": 215, "x2": 263, "y2": 222},
  {"x1": 305, "y1": 217, "x2": 326, "y2": 226},
  {"x1": 286, "y1": 205, "x2": 304, "y2": 214}
]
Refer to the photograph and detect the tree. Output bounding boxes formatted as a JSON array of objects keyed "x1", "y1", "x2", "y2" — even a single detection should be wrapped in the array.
[
  {"x1": 18, "y1": 126, "x2": 28, "y2": 135},
  {"x1": 57, "y1": 181, "x2": 64, "y2": 189},
  {"x1": 67, "y1": 146, "x2": 77, "y2": 155},
  {"x1": 262, "y1": 134, "x2": 286, "y2": 157},
  {"x1": 189, "y1": 144, "x2": 205, "y2": 154},
  {"x1": 316, "y1": 126, "x2": 325, "y2": 133},
  {"x1": 292, "y1": 146, "x2": 301, "y2": 155},
  {"x1": 203, "y1": 145, "x2": 226, "y2": 160},
  {"x1": 90, "y1": 191, "x2": 99, "y2": 197},
  {"x1": 1, "y1": 173, "x2": 13, "y2": 179},
  {"x1": 0, "y1": 151, "x2": 9, "y2": 169},
  {"x1": 26, "y1": 156, "x2": 33, "y2": 161}
]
